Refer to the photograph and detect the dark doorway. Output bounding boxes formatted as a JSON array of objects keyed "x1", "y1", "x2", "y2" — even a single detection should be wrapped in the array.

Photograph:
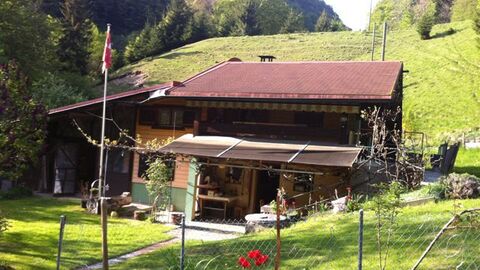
[{"x1": 255, "y1": 170, "x2": 280, "y2": 212}]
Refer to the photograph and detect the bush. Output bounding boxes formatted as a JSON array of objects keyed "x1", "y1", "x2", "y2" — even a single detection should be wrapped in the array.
[
  {"x1": 438, "y1": 173, "x2": 480, "y2": 199},
  {"x1": 427, "y1": 181, "x2": 448, "y2": 200},
  {"x1": 0, "y1": 186, "x2": 33, "y2": 200},
  {"x1": 417, "y1": 11, "x2": 435, "y2": 39}
]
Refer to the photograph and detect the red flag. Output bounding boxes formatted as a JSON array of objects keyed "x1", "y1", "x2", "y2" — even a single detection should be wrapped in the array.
[{"x1": 102, "y1": 25, "x2": 112, "y2": 73}]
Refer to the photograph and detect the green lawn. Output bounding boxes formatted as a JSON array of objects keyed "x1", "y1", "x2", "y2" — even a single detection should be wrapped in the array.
[
  {"x1": 454, "y1": 148, "x2": 480, "y2": 177},
  {"x1": 114, "y1": 21, "x2": 480, "y2": 143},
  {"x1": 0, "y1": 196, "x2": 172, "y2": 270},
  {"x1": 111, "y1": 199, "x2": 480, "y2": 270}
]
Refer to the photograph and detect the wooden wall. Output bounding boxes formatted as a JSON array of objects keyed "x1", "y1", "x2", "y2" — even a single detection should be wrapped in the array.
[
  {"x1": 279, "y1": 164, "x2": 350, "y2": 207},
  {"x1": 132, "y1": 98, "x2": 193, "y2": 189}
]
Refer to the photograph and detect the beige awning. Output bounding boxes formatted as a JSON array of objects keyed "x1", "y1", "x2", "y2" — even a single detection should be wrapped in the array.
[
  {"x1": 161, "y1": 134, "x2": 362, "y2": 167},
  {"x1": 185, "y1": 100, "x2": 360, "y2": 113}
]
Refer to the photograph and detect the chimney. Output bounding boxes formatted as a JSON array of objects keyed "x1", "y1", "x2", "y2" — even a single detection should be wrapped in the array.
[{"x1": 258, "y1": 55, "x2": 276, "y2": 62}]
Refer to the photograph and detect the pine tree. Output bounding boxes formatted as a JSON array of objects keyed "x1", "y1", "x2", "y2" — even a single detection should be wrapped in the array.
[
  {"x1": 279, "y1": 9, "x2": 306, "y2": 34},
  {"x1": 417, "y1": 2, "x2": 436, "y2": 39},
  {"x1": 57, "y1": 0, "x2": 93, "y2": 75},
  {"x1": 315, "y1": 10, "x2": 330, "y2": 32},
  {"x1": 157, "y1": 0, "x2": 194, "y2": 51},
  {"x1": 242, "y1": 0, "x2": 260, "y2": 36}
]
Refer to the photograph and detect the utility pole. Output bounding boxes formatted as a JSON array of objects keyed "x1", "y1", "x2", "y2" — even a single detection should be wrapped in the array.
[
  {"x1": 371, "y1": 24, "x2": 376, "y2": 61},
  {"x1": 99, "y1": 23, "x2": 112, "y2": 270},
  {"x1": 381, "y1": 22, "x2": 387, "y2": 61}
]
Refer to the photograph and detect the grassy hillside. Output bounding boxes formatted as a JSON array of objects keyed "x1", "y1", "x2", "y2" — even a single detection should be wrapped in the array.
[{"x1": 115, "y1": 20, "x2": 480, "y2": 142}]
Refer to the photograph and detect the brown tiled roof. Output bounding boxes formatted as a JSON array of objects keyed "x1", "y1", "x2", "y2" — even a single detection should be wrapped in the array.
[
  {"x1": 168, "y1": 61, "x2": 403, "y2": 100},
  {"x1": 48, "y1": 83, "x2": 172, "y2": 115}
]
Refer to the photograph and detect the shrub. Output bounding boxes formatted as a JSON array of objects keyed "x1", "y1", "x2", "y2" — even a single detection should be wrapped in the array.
[
  {"x1": 427, "y1": 181, "x2": 447, "y2": 200},
  {"x1": 440, "y1": 173, "x2": 480, "y2": 199},
  {"x1": 346, "y1": 194, "x2": 365, "y2": 212},
  {"x1": 0, "y1": 186, "x2": 33, "y2": 200},
  {"x1": 417, "y1": 11, "x2": 435, "y2": 39}
]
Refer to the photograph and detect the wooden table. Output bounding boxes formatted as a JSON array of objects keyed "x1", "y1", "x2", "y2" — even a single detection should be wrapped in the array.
[{"x1": 197, "y1": 194, "x2": 238, "y2": 219}]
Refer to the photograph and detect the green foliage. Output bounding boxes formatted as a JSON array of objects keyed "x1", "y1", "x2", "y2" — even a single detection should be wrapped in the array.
[
  {"x1": 370, "y1": 0, "x2": 449, "y2": 30},
  {"x1": 125, "y1": 0, "x2": 196, "y2": 63},
  {"x1": 287, "y1": 0, "x2": 343, "y2": 31},
  {"x1": 315, "y1": 10, "x2": 330, "y2": 32},
  {"x1": 0, "y1": 186, "x2": 33, "y2": 200},
  {"x1": 427, "y1": 181, "x2": 448, "y2": 199},
  {"x1": 145, "y1": 158, "x2": 173, "y2": 212},
  {"x1": 255, "y1": 0, "x2": 291, "y2": 35},
  {"x1": 57, "y1": 0, "x2": 93, "y2": 75},
  {"x1": 0, "y1": 61, "x2": 47, "y2": 181},
  {"x1": 366, "y1": 182, "x2": 404, "y2": 270},
  {"x1": 30, "y1": 72, "x2": 88, "y2": 109},
  {"x1": 279, "y1": 9, "x2": 306, "y2": 34},
  {"x1": 346, "y1": 194, "x2": 365, "y2": 212},
  {"x1": 0, "y1": 0, "x2": 58, "y2": 80},
  {"x1": 417, "y1": 3, "x2": 437, "y2": 39}
]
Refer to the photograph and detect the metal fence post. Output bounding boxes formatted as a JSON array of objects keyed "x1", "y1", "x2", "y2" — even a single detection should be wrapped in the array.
[
  {"x1": 56, "y1": 215, "x2": 67, "y2": 270},
  {"x1": 180, "y1": 214, "x2": 186, "y2": 270},
  {"x1": 358, "y1": 209, "x2": 364, "y2": 270}
]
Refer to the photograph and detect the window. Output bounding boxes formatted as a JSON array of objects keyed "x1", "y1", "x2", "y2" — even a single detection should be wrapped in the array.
[
  {"x1": 294, "y1": 112, "x2": 324, "y2": 128},
  {"x1": 183, "y1": 110, "x2": 195, "y2": 127},
  {"x1": 139, "y1": 107, "x2": 192, "y2": 129},
  {"x1": 293, "y1": 173, "x2": 314, "y2": 192},
  {"x1": 139, "y1": 107, "x2": 155, "y2": 125}
]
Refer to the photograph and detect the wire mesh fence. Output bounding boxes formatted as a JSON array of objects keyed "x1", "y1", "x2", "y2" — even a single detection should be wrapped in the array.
[
  {"x1": 55, "y1": 206, "x2": 480, "y2": 270},
  {"x1": 165, "y1": 207, "x2": 480, "y2": 270}
]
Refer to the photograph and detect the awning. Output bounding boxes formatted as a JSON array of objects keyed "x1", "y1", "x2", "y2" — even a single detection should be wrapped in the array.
[
  {"x1": 186, "y1": 100, "x2": 360, "y2": 114},
  {"x1": 161, "y1": 134, "x2": 362, "y2": 168}
]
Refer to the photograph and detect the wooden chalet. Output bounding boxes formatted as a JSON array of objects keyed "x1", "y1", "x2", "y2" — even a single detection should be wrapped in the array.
[{"x1": 41, "y1": 58, "x2": 404, "y2": 222}]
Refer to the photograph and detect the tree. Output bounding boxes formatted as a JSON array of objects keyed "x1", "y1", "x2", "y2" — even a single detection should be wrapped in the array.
[
  {"x1": 145, "y1": 158, "x2": 173, "y2": 217},
  {"x1": 57, "y1": 0, "x2": 93, "y2": 75},
  {"x1": 125, "y1": 25, "x2": 154, "y2": 63},
  {"x1": 184, "y1": 11, "x2": 213, "y2": 44},
  {"x1": 0, "y1": 61, "x2": 47, "y2": 181},
  {"x1": 315, "y1": 10, "x2": 330, "y2": 32},
  {"x1": 0, "y1": 0, "x2": 58, "y2": 80},
  {"x1": 156, "y1": 0, "x2": 194, "y2": 51},
  {"x1": 31, "y1": 73, "x2": 87, "y2": 109},
  {"x1": 279, "y1": 9, "x2": 306, "y2": 34},
  {"x1": 243, "y1": 0, "x2": 260, "y2": 35},
  {"x1": 417, "y1": 3, "x2": 436, "y2": 40},
  {"x1": 256, "y1": 0, "x2": 291, "y2": 35}
]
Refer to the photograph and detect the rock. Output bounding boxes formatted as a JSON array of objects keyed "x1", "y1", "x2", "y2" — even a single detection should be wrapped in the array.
[{"x1": 134, "y1": 210, "x2": 146, "y2": 221}]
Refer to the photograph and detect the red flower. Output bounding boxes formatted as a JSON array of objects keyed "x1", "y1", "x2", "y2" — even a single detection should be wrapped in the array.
[
  {"x1": 255, "y1": 254, "x2": 269, "y2": 266},
  {"x1": 247, "y1": 250, "x2": 262, "y2": 259},
  {"x1": 238, "y1": 256, "x2": 251, "y2": 268}
]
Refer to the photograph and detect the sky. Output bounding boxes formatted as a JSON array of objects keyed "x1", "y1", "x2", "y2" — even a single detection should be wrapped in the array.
[{"x1": 324, "y1": 0, "x2": 381, "y2": 31}]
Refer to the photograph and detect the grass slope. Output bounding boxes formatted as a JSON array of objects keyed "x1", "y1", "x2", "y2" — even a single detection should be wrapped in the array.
[
  {"x1": 111, "y1": 199, "x2": 480, "y2": 269},
  {"x1": 0, "y1": 197, "x2": 172, "y2": 270},
  {"x1": 116, "y1": 20, "x2": 480, "y2": 141}
]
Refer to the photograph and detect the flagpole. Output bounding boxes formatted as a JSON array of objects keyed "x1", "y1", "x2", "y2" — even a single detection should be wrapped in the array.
[{"x1": 99, "y1": 23, "x2": 111, "y2": 270}]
